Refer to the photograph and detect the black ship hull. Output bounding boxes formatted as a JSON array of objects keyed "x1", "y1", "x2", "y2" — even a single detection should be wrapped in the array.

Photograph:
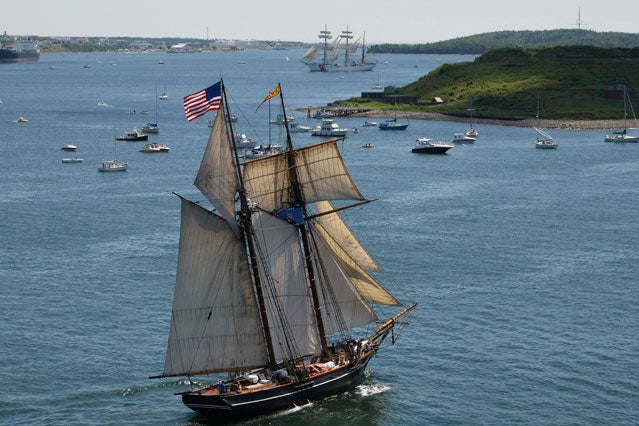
[
  {"x1": 0, "y1": 49, "x2": 39, "y2": 63},
  {"x1": 181, "y1": 352, "x2": 373, "y2": 419},
  {"x1": 412, "y1": 146, "x2": 451, "y2": 154}
]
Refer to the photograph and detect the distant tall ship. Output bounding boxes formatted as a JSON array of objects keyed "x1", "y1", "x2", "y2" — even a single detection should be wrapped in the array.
[
  {"x1": 0, "y1": 32, "x2": 40, "y2": 63},
  {"x1": 301, "y1": 26, "x2": 376, "y2": 72}
]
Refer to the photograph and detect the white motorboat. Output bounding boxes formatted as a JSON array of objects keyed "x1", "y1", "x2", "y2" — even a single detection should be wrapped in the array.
[
  {"x1": 61, "y1": 144, "x2": 77, "y2": 151},
  {"x1": 361, "y1": 121, "x2": 378, "y2": 127},
  {"x1": 289, "y1": 123, "x2": 311, "y2": 133},
  {"x1": 311, "y1": 119, "x2": 349, "y2": 137},
  {"x1": 452, "y1": 132, "x2": 476, "y2": 143},
  {"x1": 412, "y1": 138, "x2": 453, "y2": 154},
  {"x1": 139, "y1": 143, "x2": 170, "y2": 153},
  {"x1": 61, "y1": 157, "x2": 84, "y2": 163},
  {"x1": 98, "y1": 160, "x2": 127, "y2": 172}
]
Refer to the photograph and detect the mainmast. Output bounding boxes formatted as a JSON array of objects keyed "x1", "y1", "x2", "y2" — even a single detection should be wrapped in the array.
[
  {"x1": 221, "y1": 81, "x2": 277, "y2": 366},
  {"x1": 341, "y1": 26, "x2": 353, "y2": 66},
  {"x1": 278, "y1": 84, "x2": 330, "y2": 357},
  {"x1": 361, "y1": 31, "x2": 366, "y2": 64}
]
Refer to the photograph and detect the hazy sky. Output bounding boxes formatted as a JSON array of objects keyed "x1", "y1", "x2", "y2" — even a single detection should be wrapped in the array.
[{"x1": 4, "y1": 0, "x2": 638, "y2": 44}]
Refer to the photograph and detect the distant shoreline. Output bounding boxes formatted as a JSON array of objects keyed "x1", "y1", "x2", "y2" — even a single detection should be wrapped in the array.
[{"x1": 301, "y1": 107, "x2": 634, "y2": 130}]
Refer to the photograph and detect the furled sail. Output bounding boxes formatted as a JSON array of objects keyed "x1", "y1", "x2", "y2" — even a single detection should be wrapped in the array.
[
  {"x1": 194, "y1": 107, "x2": 239, "y2": 236},
  {"x1": 162, "y1": 199, "x2": 267, "y2": 377},
  {"x1": 243, "y1": 140, "x2": 365, "y2": 213},
  {"x1": 314, "y1": 201, "x2": 382, "y2": 273}
]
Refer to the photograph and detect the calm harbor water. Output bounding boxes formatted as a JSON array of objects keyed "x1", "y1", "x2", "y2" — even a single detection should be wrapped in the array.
[{"x1": 1, "y1": 50, "x2": 638, "y2": 425}]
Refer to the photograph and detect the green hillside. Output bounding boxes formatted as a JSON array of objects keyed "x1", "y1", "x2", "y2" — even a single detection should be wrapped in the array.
[
  {"x1": 338, "y1": 46, "x2": 639, "y2": 120},
  {"x1": 370, "y1": 29, "x2": 639, "y2": 54}
]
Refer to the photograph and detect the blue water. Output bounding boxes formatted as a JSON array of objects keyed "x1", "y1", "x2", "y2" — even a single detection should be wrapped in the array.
[{"x1": 1, "y1": 50, "x2": 638, "y2": 425}]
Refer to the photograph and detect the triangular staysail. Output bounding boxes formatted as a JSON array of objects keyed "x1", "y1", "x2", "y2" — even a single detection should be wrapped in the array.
[{"x1": 194, "y1": 107, "x2": 239, "y2": 236}]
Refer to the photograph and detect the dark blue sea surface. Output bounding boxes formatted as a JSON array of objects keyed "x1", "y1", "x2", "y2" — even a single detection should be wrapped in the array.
[{"x1": 1, "y1": 50, "x2": 638, "y2": 425}]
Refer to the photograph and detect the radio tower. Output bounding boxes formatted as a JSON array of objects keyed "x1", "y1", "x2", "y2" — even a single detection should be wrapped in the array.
[{"x1": 576, "y1": 7, "x2": 583, "y2": 45}]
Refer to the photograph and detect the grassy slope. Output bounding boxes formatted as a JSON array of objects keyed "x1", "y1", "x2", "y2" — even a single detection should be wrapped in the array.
[{"x1": 339, "y1": 46, "x2": 639, "y2": 120}]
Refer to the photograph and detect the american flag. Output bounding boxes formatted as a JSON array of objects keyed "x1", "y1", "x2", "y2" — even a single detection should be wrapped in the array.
[{"x1": 183, "y1": 81, "x2": 222, "y2": 122}]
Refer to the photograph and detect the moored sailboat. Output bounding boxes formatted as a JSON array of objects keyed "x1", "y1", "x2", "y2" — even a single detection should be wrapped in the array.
[
  {"x1": 604, "y1": 85, "x2": 639, "y2": 142},
  {"x1": 153, "y1": 80, "x2": 417, "y2": 419}
]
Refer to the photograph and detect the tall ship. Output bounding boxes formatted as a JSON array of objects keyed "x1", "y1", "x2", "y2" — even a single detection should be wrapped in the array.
[
  {"x1": 0, "y1": 32, "x2": 40, "y2": 63},
  {"x1": 301, "y1": 26, "x2": 377, "y2": 72},
  {"x1": 152, "y1": 80, "x2": 417, "y2": 419}
]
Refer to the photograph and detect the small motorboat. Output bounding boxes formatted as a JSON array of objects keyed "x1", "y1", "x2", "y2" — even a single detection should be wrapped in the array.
[
  {"x1": 378, "y1": 118, "x2": 408, "y2": 131},
  {"x1": 17, "y1": 116, "x2": 28, "y2": 123},
  {"x1": 451, "y1": 132, "x2": 476, "y2": 143},
  {"x1": 61, "y1": 144, "x2": 77, "y2": 151},
  {"x1": 411, "y1": 138, "x2": 453, "y2": 154},
  {"x1": 98, "y1": 160, "x2": 127, "y2": 172},
  {"x1": 61, "y1": 157, "x2": 84, "y2": 163},
  {"x1": 361, "y1": 121, "x2": 378, "y2": 127},
  {"x1": 139, "y1": 143, "x2": 170, "y2": 153},
  {"x1": 115, "y1": 128, "x2": 148, "y2": 141},
  {"x1": 289, "y1": 123, "x2": 312, "y2": 133},
  {"x1": 361, "y1": 143, "x2": 374, "y2": 148},
  {"x1": 311, "y1": 119, "x2": 349, "y2": 137}
]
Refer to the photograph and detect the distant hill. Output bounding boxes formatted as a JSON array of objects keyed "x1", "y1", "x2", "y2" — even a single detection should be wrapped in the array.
[
  {"x1": 337, "y1": 46, "x2": 639, "y2": 120},
  {"x1": 369, "y1": 29, "x2": 639, "y2": 54}
]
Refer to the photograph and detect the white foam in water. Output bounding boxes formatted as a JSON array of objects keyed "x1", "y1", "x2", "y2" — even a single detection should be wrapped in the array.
[
  {"x1": 269, "y1": 401, "x2": 314, "y2": 418},
  {"x1": 356, "y1": 383, "x2": 390, "y2": 397}
]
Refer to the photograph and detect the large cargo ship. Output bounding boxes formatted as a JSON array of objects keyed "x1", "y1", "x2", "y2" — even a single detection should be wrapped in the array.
[{"x1": 0, "y1": 33, "x2": 40, "y2": 63}]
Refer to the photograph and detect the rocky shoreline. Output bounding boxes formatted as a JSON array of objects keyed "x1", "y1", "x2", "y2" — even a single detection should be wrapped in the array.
[{"x1": 300, "y1": 107, "x2": 632, "y2": 130}]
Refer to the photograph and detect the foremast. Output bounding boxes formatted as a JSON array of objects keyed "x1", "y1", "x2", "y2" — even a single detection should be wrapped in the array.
[
  {"x1": 319, "y1": 25, "x2": 332, "y2": 67},
  {"x1": 221, "y1": 81, "x2": 278, "y2": 366}
]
